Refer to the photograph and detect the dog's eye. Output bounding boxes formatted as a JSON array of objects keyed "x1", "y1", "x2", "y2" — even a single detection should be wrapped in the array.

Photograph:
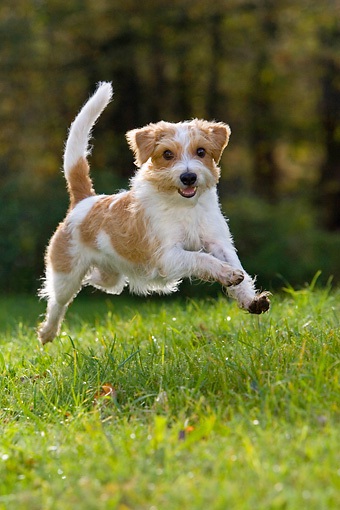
[
  {"x1": 197, "y1": 148, "x2": 206, "y2": 158},
  {"x1": 163, "y1": 150, "x2": 174, "y2": 161}
]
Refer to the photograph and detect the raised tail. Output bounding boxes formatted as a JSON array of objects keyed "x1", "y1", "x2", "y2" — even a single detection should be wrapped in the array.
[{"x1": 63, "y1": 82, "x2": 113, "y2": 208}]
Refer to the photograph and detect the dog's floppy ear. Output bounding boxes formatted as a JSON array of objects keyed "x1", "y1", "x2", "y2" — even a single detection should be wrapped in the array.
[
  {"x1": 202, "y1": 122, "x2": 231, "y2": 164},
  {"x1": 126, "y1": 126, "x2": 156, "y2": 167},
  {"x1": 209, "y1": 122, "x2": 231, "y2": 163}
]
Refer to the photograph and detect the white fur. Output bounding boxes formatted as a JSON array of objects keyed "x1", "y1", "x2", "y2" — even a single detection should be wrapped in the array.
[
  {"x1": 63, "y1": 82, "x2": 113, "y2": 175},
  {"x1": 68, "y1": 195, "x2": 103, "y2": 227},
  {"x1": 38, "y1": 83, "x2": 269, "y2": 344}
]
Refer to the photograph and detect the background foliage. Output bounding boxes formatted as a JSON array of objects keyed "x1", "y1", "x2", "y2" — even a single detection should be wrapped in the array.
[{"x1": 0, "y1": 0, "x2": 339, "y2": 293}]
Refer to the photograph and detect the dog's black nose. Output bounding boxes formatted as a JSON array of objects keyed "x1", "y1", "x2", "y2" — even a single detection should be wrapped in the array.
[{"x1": 180, "y1": 172, "x2": 197, "y2": 186}]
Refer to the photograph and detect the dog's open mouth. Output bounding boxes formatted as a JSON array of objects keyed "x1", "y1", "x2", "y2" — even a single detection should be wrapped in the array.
[{"x1": 178, "y1": 187, "x2": 197, "y2": 198}]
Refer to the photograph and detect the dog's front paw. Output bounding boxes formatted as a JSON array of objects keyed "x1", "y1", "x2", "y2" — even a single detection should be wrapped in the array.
[
  {"x1": 219, "y1": 267, "x2": 244, "y2": 287},
  {"x1": 247, "y1": 292, "x2": 271, "y2": 314}
]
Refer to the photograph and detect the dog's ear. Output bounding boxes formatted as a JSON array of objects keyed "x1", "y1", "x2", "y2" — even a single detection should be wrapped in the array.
[
  {"x1": 208, "y1": 122, "x2": 231, "y2": 163},
  {"x1": 126, "y1": 126, "x2": 156, "y2": 167}
]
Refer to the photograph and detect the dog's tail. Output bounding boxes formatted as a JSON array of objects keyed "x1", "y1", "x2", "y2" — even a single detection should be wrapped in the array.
[{"x1": 63, "y1": 82, "x2": 113, "y2": 208}]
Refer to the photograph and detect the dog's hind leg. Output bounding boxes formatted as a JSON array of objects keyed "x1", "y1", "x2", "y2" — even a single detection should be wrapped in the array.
[
  {"x1": 38, "y1": 298, "x2": 68, "y2": 345},
  {"x1": 38, "y1": 266, "x2": 86, "y2": 345}
]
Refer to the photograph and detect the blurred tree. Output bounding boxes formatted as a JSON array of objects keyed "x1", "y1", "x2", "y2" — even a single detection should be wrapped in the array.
[
  {"x1": 318, "y1": 21, "x2": 340, "y2": 230},
  {"x1": 248, "y1": 0, "x2": 281, "y2": 199},
  {"x1": 0, "y1": 0, "x2": 339, "y2": 292}
]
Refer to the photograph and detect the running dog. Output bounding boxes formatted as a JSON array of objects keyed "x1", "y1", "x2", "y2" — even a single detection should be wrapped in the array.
[{"x1": 38, "y1": 82, "x2": 270, "y2": 344}]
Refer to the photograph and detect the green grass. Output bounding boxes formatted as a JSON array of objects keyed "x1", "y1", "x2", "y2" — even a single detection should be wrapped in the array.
[{"x1": 0, "y1": 284, "x2": 339, "y2": 509}]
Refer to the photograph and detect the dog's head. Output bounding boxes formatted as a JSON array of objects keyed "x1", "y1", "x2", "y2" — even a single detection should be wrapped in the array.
[{"x1": 126, "y1": 119, "x2": 230, "y2": 200}]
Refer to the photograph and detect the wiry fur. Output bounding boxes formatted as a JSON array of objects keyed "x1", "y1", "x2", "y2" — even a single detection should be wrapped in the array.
[{"x1": 38, "y1": 82, "x2": 270, "y2": 344}]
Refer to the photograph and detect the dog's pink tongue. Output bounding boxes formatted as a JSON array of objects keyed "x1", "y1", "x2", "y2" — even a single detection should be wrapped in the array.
[{"x1": 180, "y1": 187, "x2": 196, "y2": 198}]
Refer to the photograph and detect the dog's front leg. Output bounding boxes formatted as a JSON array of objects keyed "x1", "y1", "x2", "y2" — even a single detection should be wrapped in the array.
[
  {"x1": 206, "y1": 242, "x2": 270, "y2": 314},
  {"x1": 161, "y1": 246, "x2": 244, "y2": 287}
]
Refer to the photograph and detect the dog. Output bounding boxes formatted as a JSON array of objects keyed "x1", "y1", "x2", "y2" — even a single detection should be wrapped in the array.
[{"x1": 38, "y1": 82, "x2": 270, "y2": 344}]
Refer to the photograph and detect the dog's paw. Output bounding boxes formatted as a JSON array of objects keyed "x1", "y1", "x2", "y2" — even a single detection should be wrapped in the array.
[
  {"x1": 219, "y1": 267, "x2": 244, "y2": 287},
  {"x1": 247, "y1": 292, "x2": 271, "y2": 314},
  {"x1": 37, "y1": 322, "x2": 58, "y2": 345}
]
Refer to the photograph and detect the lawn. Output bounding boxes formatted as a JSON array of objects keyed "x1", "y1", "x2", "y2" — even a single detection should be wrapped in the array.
[{"x1": 0, "y1": 282, "x2": 339, "y2": 509}]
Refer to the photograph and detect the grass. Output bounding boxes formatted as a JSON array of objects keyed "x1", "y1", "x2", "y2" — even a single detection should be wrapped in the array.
[{"x1": 0, "y1": 282, "x2": 339, "y2": 509}]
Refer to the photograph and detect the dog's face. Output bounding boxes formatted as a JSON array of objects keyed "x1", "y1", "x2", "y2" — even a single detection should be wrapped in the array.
[{"x1": 126, "y1": 119, "x2": 231, "y2": 200}]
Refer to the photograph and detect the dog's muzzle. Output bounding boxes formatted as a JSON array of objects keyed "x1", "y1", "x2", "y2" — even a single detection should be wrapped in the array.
[{"x1": 178, "y1": 172, "x2": 197, "y2": 198}]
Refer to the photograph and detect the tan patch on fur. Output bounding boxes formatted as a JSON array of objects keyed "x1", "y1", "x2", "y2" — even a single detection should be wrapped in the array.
[
  {"x1": 126, "y1": 122, "x2": 177, "y2": 166},
  {"x1": 47, "y1": 223, "x2": 73, "y2": 273},
  {"x1": 80, "y1": 193, "x2": 159, "y2": 265},
  {"x1": 190, "y1": 119, "x2": 231, "y2": 164},
  {"x1": 126, "y1": 120, "x2": 230, "y2": 168},
  {"x1": 126, "y1": 127, "x2": 155, "y2": 166},
  {"x1": 67, "y1": 157, "x2": 95, "y2": 208},
  {"x1": 140, "y1": 138, "x2": 185, "y2": 193}
]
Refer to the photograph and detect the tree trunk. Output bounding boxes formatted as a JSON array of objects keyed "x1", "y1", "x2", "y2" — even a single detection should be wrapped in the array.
[
  {"x1": 249, "y1": 2, "x2": 280, "y2": 200},
  {"x1": 318, "y1": 26, "x2": 340, "y2": 230}
]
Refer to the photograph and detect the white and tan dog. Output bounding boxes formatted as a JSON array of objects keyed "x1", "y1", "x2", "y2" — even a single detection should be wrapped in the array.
[{"x1": 38, "y1": 82, "x2": 269, "y2": 344}]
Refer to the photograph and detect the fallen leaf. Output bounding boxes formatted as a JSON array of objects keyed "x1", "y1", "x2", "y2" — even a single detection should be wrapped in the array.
[
  {"x1": 101, "y1": 383, "x2": 116, "y2": 397},
  {"x1": 93, "y1": 383, "x2": 119, "y2": 408}
]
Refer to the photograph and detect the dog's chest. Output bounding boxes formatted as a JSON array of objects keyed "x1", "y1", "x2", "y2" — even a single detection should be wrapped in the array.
[
  {"x1": 160, "y1": 207, "x2": 206, "y2": 252},
  {"x1": 181, "y1": 221, "x2": 203, "y2": 251}
]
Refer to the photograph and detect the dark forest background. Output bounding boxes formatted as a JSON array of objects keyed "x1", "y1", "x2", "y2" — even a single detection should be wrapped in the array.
[{"x1": 1, "y1": 0, "x2": 340, "y2": 294}]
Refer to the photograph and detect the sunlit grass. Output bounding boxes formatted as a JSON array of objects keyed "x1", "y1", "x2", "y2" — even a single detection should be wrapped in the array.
[{"x1": 0, "y1": 285, "x2": 339, "y2": 509}]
